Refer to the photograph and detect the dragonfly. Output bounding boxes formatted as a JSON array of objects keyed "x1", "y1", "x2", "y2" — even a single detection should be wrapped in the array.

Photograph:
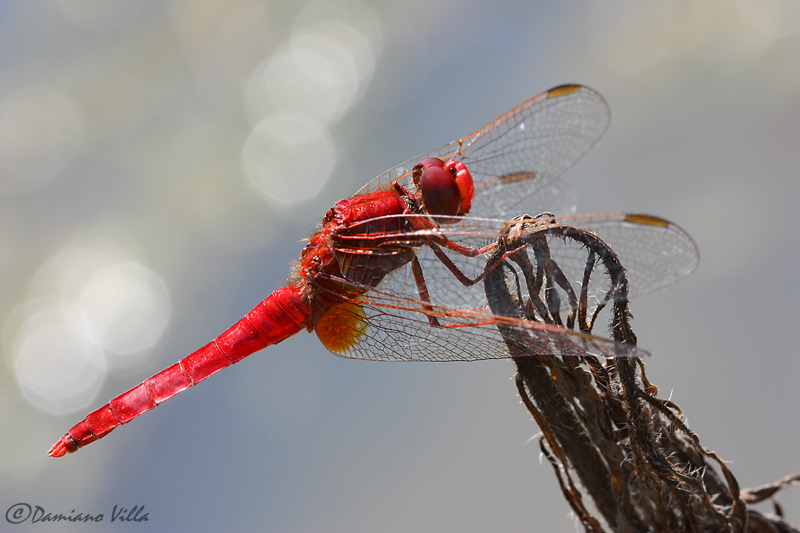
[{"x1": 49, "y1": 84, "x2": 699, "y2": 458}]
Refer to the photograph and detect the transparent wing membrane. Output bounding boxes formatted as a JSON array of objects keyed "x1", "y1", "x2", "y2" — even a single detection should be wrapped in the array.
[
  {"x1": 319, "y1": 212, "x2": 698, "y2": 362},
  {"x1": 354, "y1": 85, "x2": 610, "y2": 218}
]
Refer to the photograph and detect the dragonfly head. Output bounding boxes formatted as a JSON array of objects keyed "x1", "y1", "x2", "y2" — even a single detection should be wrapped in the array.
[{"x1": 412, "y1": 158, "x2": 474, "y2": 222}]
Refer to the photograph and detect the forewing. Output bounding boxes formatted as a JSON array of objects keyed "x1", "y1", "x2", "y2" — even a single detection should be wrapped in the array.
[
  {"x1": 332, "y1": 212, "x2": 698, "y2": 311},
  {"x1": 460, "y1": 85, "x2": 610, "y2": 218},
  {"x1": 353, "y1": 85, "x2": 610, "y2": 218},
  {"x1": 516, "y1": 213, "x2": 700, "y2": 304}
]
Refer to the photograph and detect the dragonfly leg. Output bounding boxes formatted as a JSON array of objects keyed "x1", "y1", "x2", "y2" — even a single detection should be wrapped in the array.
[
  {"x1": 411, "y1": 254, "x2": 442, "y2": 327},
  {"x1": 436, "y1": 237, "x2": 495, "y2": 258},
  {"x1": 427, "y1": 240, "x2": 529, "y2": 288},
  {"x1": 402, "y1": 211, "x2": 496, "y2": 259}
]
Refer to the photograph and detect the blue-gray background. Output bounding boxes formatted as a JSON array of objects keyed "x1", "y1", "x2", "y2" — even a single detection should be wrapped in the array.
[{"x1": 2, "y1": 1, "x2": 799, "y2": 531}]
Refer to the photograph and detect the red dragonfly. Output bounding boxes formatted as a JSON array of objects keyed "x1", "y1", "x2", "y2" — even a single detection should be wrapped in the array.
[{"x1": 49, "y1": 85, "x2": 699, "y2": 458}]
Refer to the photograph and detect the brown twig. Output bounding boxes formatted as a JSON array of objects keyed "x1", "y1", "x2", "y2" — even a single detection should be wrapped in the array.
[{"x1": 482, "y1": 215, "x2": 800, "y2": 532}]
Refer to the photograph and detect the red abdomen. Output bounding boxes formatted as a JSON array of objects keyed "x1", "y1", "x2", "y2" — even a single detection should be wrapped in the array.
[{"x1": 48, "y1": 285, "x2": 311, "y2": 457}]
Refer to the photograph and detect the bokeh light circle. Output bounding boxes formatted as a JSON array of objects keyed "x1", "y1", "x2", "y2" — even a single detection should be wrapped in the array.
[
  {"x1": 243, "y1": 113, "x2": 336, "y2": 204},
  {"x1": 5, "y1": 236, "x2": 172, "y2": 415},
  {"x1": 78, "y1": 262, "x2": 171, "y2": 368},
  {"x1": 10, "y1": 302, "x2": 106, "y2": 415}
]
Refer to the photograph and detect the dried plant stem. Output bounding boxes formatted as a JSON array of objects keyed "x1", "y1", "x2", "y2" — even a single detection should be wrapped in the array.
[{"x1": 483, "y1": 217, "x2": 800, "y2": 532}]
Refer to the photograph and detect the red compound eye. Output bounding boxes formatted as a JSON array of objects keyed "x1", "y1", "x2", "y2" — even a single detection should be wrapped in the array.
[
  {"x1": 415, "y1": 158, "x2": 475, "y2": 221},
  {"x1": 419, "y1": 165, "x2": 461, "y2": 217}
]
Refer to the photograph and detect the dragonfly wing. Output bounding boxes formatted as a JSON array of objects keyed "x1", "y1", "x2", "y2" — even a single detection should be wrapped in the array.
[
  {"x1": 352, "y1": 85, "x2": 610, "y2": 219},
  {"x1": 329, "y1": 212, "x2": 698, "y2": 326},
  {"x1": 415, "y1": 212, "x2": 699, "y2": 306},
  {"x1": 460, "y1": 85, "x2": 610, "y2": 219},
  {"x1": 312, "y1": 279, "x2": 649, "y2": 362},
  {"x1": 513, "y1": 212, "x2": 700, "y2": 302},
  {"x1": 334, "y1": 212, "x2": 699, "y2": 305}
]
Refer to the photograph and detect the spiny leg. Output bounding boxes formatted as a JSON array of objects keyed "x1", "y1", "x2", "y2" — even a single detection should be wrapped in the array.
[
  {"x1": 411, "y1": 254, "x2": 442, "y2": 327},
  {"x1": 427, "y1": 240, "x2": 530, "y2": 288}
]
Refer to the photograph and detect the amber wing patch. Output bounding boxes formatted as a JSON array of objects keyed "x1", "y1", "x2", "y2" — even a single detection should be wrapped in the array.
[{"x1": 315, "y1": 299, "x2": 368, "y2": 354}]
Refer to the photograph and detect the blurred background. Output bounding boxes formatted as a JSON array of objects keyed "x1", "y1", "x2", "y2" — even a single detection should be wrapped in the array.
[{"x1": 2, "y1": 0, "x2": 799, "y2": 531}]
